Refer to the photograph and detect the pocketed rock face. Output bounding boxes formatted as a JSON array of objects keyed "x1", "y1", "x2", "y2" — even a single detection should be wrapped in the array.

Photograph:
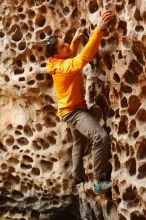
[{"x1": 0, "y1": 0, "x2": 146, "y2": 219}]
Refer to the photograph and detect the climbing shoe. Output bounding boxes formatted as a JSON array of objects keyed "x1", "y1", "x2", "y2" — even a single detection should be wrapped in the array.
[{"x1": 91, "y1": 181, "x2": 111, "y2": 194}]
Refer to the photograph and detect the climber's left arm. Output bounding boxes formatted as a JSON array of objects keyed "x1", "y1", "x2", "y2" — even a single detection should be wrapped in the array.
[{"x1": 69, "y1": 28, "x2": 84, "y2": 57}]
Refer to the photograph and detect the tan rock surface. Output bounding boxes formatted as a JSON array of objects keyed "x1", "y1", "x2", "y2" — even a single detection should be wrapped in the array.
[{"x1": 0, "y1": 0, "x2": 146, "y2": 219}]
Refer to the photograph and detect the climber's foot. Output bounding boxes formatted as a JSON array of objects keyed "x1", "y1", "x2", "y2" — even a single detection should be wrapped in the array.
[{"x1": 91, "y1": 181, "x2": 111, "y2": 195}]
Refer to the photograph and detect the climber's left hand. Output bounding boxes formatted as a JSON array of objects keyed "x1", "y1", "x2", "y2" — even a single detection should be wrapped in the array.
[{"x1": 74, "y1": 28, "x2": 84, "y2": 40}]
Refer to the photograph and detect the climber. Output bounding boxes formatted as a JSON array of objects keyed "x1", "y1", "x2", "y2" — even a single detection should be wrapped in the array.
[{"x1": 45, "y1": 10, "x2": 115, "y2": 194}]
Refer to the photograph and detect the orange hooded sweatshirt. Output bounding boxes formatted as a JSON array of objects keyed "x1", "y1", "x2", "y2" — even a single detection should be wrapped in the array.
[{"x1": 46, "y1": 27, "x2": 103, "y2": 116}]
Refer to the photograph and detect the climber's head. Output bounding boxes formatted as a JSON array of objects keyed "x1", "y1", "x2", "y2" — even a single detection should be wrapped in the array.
[
  {"x1": 45, "y1": 35, "x2": 58, "y2": 57},
  {"x1": 45, "y1": 35, "x2": 72, "y2": 59}
]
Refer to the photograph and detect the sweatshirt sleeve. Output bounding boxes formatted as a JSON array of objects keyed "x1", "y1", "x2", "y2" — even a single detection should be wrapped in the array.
[{"x1": 72, "y1": 27, "x2": 103, "y2": 69}]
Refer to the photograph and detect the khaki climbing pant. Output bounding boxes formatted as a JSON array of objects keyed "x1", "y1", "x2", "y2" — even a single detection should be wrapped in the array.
[{"x1": 61, "y1": 108, "x2": 111, "y2": 181}]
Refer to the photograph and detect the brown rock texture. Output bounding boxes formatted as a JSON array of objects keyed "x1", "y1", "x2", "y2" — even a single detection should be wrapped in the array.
[{"x1": 0, "y1": 0, "x2": 146, "y2": 219}]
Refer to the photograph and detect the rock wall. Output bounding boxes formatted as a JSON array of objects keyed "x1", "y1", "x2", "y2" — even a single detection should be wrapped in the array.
[{"x1": 0, "y1": 0, "x2": 146, "y2": 219}]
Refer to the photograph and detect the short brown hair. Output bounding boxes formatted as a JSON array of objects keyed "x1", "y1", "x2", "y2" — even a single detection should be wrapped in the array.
[{"x1": 45, "y1": 35, "x2": 58, "y2": 57}]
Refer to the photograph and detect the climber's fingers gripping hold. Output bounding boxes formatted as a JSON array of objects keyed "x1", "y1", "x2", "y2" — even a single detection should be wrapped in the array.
[
  {"x1": 98, "y1": 10, "x2": 115, "y2": 31},
  {"x1": 34, "y1": 0, "x2": 42, "y2": 6}
]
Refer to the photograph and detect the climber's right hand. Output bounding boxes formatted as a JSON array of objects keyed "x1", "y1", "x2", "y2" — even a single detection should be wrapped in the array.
[{"x1": 98, "y1": 10, "x2": 115, "y2": 31}]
